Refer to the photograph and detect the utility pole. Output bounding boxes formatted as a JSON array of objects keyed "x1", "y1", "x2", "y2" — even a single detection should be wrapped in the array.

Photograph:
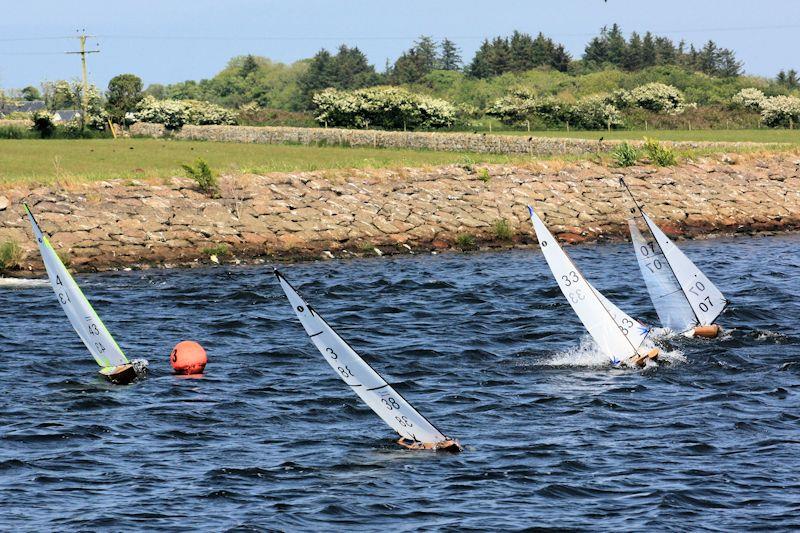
[{"x1": 66, "y1": 30, "x2": 99, "y2": 128}]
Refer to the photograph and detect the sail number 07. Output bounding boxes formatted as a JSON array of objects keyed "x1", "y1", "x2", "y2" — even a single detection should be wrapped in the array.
[{"x1": 687, "y1": 280, "x2": 714, "y2": 312}]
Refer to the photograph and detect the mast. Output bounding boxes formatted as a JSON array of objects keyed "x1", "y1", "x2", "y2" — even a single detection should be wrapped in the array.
[{"x1": 619, "y1": 178, "x2": 701, "y2": 326}]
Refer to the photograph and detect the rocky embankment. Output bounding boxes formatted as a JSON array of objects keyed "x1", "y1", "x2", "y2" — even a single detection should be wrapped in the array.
[{"x1": 0, "y1": 153, "x2": 799, "y2": 275}]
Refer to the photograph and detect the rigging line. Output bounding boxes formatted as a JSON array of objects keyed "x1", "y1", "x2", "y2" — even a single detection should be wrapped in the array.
[{"x1": 620, "y1": 178, "x2": 702, "y2": 325}]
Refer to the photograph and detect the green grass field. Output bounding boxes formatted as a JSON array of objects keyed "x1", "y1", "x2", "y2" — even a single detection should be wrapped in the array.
[
  {"x1": 0, "y1": 131, "x2": 795, "y2": 185},
  {"x1": 495, "y1": 128, "x2": 800, "y2": 143},
  {"x1": 0, "y1": 138, "x2": 533, "y2": 185}
]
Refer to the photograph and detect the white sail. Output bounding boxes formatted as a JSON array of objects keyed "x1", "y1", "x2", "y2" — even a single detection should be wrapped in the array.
[
  {"x1": 25, "y1": 204, "x2": 128, "y2": 368},
  {"x1": 276, "y1": 271, "x2": 448, "y2": 443},
  {"x1": 528, "y1": 207, "x2": 647, "y2": 362},
  {"x1": 641, "y1": 212, "x2": 727, "y2": 325},
  {"x1": 628, "y1": 219, "x2": 698, "y2": 333}
]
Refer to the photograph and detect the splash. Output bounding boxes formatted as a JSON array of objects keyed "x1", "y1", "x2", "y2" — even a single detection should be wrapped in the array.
[
  {"x1": 0, "y1": 277, "x2": 48, "y2": 289},
  {"x1": 539, "y1": 335, "x2": 685, "y2": 368}
]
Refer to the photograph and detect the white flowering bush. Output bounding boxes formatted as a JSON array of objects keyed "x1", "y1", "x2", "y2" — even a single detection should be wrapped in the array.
[
  {"x1": 604, "y1": 89, "x2": 633, "y2": 109},
  {"x1": 760, "y1": 95, "x2": 800, "y2": 127},
  {"x1": 487, "y1": 88, "x2": 566, "y2": 125},
  {"x1": 568, "y1": 94, "x2": 624, "y2": 129},
  {"x1": 731, "y1": 88, "x2": 767, "y2": 111},
  {"x1": 134, "y1": 95, "x2": 237, "y2": 129},
  {"x1": 313, "y1": 86, "x2": 455, "y2": 130},
  {"x1": 630, "y1": 83, "x2": 687, "y2": 114}
]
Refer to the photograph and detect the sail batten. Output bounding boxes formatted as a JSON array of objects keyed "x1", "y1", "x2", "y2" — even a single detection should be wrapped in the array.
[
  {"x1": 528, "y1": 207, "x2": 648, "y2": 362},
  {"x1": 24, "y1": 204, "x2": 128, "y2": 368},
  {"x1": 276, "y1": 271, "x2": 448, "y2": 443}
]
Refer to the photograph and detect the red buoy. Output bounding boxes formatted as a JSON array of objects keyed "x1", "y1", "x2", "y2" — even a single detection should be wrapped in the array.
[{"x1": 170, "y1": 341, "x2": 208, "y2": 375}]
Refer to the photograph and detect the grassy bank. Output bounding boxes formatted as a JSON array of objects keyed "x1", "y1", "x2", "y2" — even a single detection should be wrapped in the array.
[
  {"x1": 0, "y1": 133, "x2": 794, "y2": 186},
  {"x1": 0, "y1": 138, "x2": 533, "y2": 185},
  {"x1": 495, "y1": 128, "x2": 800, "y2": 143}
]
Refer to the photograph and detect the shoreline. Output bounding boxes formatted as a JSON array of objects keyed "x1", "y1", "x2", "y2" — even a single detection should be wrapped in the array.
[{"x1": 1, "y1": 153, "x2": 798, "y2": 278}]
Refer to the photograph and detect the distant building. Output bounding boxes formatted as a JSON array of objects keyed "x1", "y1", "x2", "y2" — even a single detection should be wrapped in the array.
[
  {"x1": 0, "y1": 100, "x2": 46, "y2": 117},
  {"x1": 53, "y1": 109, "x2": 82, "y2": 122}
]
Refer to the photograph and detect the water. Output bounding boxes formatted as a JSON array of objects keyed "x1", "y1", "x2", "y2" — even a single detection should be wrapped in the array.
[{"x1": 1, "y1": 234, "x2": 800, "y2": 531}]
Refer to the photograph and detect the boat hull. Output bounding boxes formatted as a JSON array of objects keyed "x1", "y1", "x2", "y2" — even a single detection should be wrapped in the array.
[
  {"x1": 693, "y1": 325, "x2": 721, "y2": 338},
  {"x1": 99, "y1": 364, "x2": 139, "y2": 385}
]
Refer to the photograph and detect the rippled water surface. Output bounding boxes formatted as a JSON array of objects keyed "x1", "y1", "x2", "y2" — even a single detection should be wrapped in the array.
[{"x1": 2, "y1": 234, "x2": 800, "y2": 531}]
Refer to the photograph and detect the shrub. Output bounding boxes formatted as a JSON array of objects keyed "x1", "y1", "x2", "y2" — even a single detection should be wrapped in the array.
[
  {"x1": 731, "y1": 88, "x2": 767, "y2": 111},
  {"x1": 568, "y1": 94, "x2": 623, "y2": 129},
  {"x1": 202, "y1": 244, "x2": 229, "y2": 257},
  {"x1": 643, "y1": 138, "x2": 677, "y2": 166},
  {"x1": 477, "y1": 168, "x2": 491, "y2": 182},
  {"x1": 32, "y1": 111, "x2": 55, "y2": 138},
  {"x1": 455, "y1": 233, "x2": 477, "y2": 250},
  {"x1": 135, "y1": 95, "x2": 237, "y2": 129},
  {"x1": 487, "y1": 88, "x2": 566, "y2": 126},
  {"x1": 492, "y1": 219, "x2": 513, "y2": 240},
  {"x1": 181, "y1": 158, "x2": 219, "y2": 197},
  {"x1": 312, "y1": 86, "x2": 456, "y2": 130},
  {"x1": 0, "y1": 125, "x2": 26, "y2": 139},
  {"x1": 611, "y1": 142, "x2": 639, "y2": 167},
  {"x1": 0, "y1": 240, "x2": 23, "y2": 270},
  {"x1": 760, "y1": 95, "x2": 800, "y2": 128},
  {"x1": 630, "y1": 83, "x2": 687, "y2": 114}
]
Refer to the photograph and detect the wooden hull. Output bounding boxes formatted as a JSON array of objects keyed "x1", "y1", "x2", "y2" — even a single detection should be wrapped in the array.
[
  {"x1": 628, "y1": 348, "x2": 660, "y2": 368},
  {"x1": 693, "y1": 325, "x2": 721, "y2": 338},
  {"x1": 98, "y1": 364, "x2": 138, "y2": 385}
]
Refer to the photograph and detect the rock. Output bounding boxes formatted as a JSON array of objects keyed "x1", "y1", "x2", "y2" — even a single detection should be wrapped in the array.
[
  {"x1": 0, "y1": 196, "x2": 8, "y2": 211},
  {"x1": 321, "y1": 250, "x2": 334, "y2": 260}
]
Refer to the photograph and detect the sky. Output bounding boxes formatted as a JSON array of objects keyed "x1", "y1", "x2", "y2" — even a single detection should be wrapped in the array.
[{"x1": 1, "y1": 0, "x2": 799, "y2": 91}]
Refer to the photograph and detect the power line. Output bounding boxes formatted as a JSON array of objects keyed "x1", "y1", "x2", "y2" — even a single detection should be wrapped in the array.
[{"x1": 0, "y1": 22, "x2": 799, "y2": 44}]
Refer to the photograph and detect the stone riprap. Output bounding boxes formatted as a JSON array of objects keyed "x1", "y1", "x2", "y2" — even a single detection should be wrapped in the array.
[
  {"x1": 129, "y1": 122, "x2": 771, "y2": 156},
  {"x1": 0, "y1": 154, "x2": 798, "y2": 275}
]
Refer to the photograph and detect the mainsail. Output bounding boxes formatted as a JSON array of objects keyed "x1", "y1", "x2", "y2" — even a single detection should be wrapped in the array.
[
  {"x1": 275, "y1": 270, "x2": 449, "y2": 443},
  {"x1": 628, "y1": 219, "x2": 698, "y2": 333},
  {"x1": 528, "y1": 207, "x2": 649, "y2": 362},
  {"x1": 620, "y1": 180, "x2": 727, "y2": 327},
  {"x1": 24, "y1": 204, "x2": 129, "y2": 368}
]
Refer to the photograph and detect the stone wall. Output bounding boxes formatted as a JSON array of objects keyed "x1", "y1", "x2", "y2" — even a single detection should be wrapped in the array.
[
  {"x1": 1, "y1": 154, "x2": 799, "y2": 275},
  {"x1": 129, "y1": 122, "x2": 769, "y2": 156}
]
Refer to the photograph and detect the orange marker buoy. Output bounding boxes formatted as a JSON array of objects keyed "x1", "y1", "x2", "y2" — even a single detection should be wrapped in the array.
[{"x1": 170, "y1": 340, "x2": 208, "y2": 375}]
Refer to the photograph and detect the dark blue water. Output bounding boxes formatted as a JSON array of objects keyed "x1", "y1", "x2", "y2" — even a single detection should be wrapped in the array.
[{"x1": 1, "y1": 234, "x2": 800, "y2": 531}]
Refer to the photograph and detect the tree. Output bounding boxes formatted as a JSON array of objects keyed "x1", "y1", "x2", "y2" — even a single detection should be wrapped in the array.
[
  {"x1": 605, "y1": 24, "x2": 627, "y2": 66},
  {"x1": 467, "y1": 39, "x2": 493, "y2": 78},
  {"x1": 106, "y1": 73, "x2": 144, "y2": 122},
  {"x1": 641, "y1": 32, "x2": 657, "y2": 68},
  {"x1": 583, "y1": 27, "x2": 609, "y2": 65},
  {"x1": 239, "y1": 54, "x2": 259, "y2": 78},
  {"x1": 390, "y1": 36, "x2": 438, "y2": 84},
  {"x1": 788, "y1": 69, "x2": 800, "y2": 89},
  {"x1": 21, "y1": 86, "x2": 41, "y2": 101},
  {"x1": 439, "y1": 38, "x2": 462, "y2": 70},
  {"x1": 297, "y1": 49, "x2": 335, "y2": 108},
  {"x1": 296, "y1": 46, "x2": 378, "y2": 109},
  {"x1": 624, "y1": 32, "x2": 643, "y2": 71}
]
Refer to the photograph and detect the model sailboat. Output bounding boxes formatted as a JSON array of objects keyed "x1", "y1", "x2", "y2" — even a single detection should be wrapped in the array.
[
  {"x1": 24, "y1": 204, "x2": 147, "y2": 384},
  {"x1": 620, "y1": 179, "x2": 728, "y2": 338},
  {"x1": 275, "y1": 269, "x2": 461, "y2": 452},
  {"x1": 528, "y1": 207, "x2": 657, "y2": 367}
]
